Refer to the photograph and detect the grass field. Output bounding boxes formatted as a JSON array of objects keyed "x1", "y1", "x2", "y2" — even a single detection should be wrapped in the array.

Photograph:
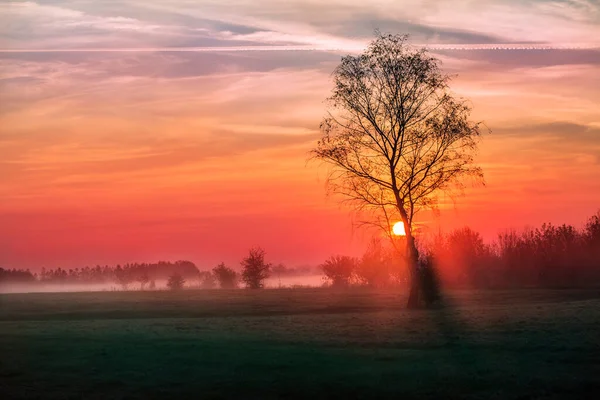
[{"x1": 1, "y1": 288, "x2": 599, "y2": 399}]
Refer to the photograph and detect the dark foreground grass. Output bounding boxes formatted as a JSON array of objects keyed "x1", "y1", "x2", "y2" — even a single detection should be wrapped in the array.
[{"x1": 1, "y1": 288, "x2": 599, "y2": 399}]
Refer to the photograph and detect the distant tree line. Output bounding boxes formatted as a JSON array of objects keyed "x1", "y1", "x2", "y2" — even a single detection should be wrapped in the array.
[
  {"x1": 321, "y1": 211, "x2": 600, "y2": 289},
  {"x1": 0, "y1": 261, "x2": 200, "y2": 290},
  {"x1": 0, "y1": 248, "x2": 275, "y2": 291},
  {"x1": 426, "y1": 211, "x2": 600, "y2": 289},
  {"x1": 0, "y1": 268, "x2": 37, "y2": 284},
  {"x1": 3, "y1": 213, "x2": 599, "y2": 291}
]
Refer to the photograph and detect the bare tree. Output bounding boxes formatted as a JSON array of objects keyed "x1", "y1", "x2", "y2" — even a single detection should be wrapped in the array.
[{"x1": 312, "y1": 33, "x2": 484, "y2": 308}]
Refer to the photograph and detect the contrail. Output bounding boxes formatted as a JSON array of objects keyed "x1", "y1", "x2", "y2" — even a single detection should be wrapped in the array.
[
  {"x1": 0, "y1": 45, "x2": 321, "y2": 53},
  {"x1": 0, "y1": 43, "x2": 599, "y2": 53},
  {"x1": 426, "y1": 43, "x2": 600, "y2": 50}
]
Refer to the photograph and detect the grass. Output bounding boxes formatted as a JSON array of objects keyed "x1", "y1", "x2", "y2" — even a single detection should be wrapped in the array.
[{"x1": 1, "y1": 288, "x2": 599, "y2": 399}]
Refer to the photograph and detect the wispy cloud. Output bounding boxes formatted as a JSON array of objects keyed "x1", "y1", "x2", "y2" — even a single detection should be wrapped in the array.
[{"x1": 2, "y1": 0, "x2": 599, "y2": 52}]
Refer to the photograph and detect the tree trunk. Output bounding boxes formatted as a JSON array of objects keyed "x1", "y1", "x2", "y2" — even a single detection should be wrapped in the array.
[
  {"x1": 406, "y1": 270, "x2": 421, "y2": 309},
  {"x1": 405, "y1": 232, "x2": 422, "y2": 309},
  {"x1": 405, "y1": 232, "x2": 442, "y2": 309}
]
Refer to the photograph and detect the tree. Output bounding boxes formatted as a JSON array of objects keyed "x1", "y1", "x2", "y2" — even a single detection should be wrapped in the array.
[
  {"x1": 241, "y1": 247, "x2": 271, "y2": 289},
  {"x1": 137, "y1": 273, "x2": 150, "y2": 290},
  {"x1": 584, "y1": 211, "x2": 600, "y2": 255},
  {"x1": 428, "y1": 227, "x2": 495, "y2": 288},
  {"x1": 321, "y1": 255, "x2": 357, "y2": 287},
  {"x1": 212, "y1": 263, "x2": 238, "y2": 289},
  {"x1": 312, "y1": 32, "x2": 484, "y2": 308},
  {"x1": 355, "y1": 238, "x2": 392, "y2": 287},
  {"x1": 199, "y1": 271, "x2": 217, "y2": 289},
  {"x1": 114, "y1": 265, "x2": 133, "y2": 291},
  {"x1": 166, "y1": 273, "x2": 185, "y2": 291},
  {"x1": 271, "y1": 263, "x2": 286, "y2": 288}
]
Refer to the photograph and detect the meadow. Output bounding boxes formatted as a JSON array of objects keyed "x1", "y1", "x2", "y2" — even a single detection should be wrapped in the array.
[{"x1": 1, "y1": 288, "x2": 599, "y2": 399}]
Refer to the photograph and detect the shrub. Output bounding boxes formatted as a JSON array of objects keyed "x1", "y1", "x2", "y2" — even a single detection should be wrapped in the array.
[
  {"x1": 212, "y1": 263, "x2": 238, "y2": 289},
  {"x1": 321, "y1": 255, "x2": 356, "y2": 287},
  {"x1": 355, "y1": 238, "x2": 394, "y2": 287},
  {"x1": 199, "y1": 271, "x2": 216, "y2": 289}
]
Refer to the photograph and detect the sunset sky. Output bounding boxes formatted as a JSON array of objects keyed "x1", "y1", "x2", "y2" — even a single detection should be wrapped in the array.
[{"x1": 1, "y1": 0, "x2": 599, "y2": 270}]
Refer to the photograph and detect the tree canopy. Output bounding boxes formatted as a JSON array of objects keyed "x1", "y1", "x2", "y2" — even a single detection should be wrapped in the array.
[
  {"x1": 312, "y1": 32, "x2": 485, "y2": 307},
  {"x1": 313, "y1": 32, "x2": 484, "y2": 236}
]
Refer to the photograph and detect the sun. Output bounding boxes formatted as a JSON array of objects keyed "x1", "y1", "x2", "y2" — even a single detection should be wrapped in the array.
[{"x1": 392, "y1": 221, "x2": 406, "y2": 236}]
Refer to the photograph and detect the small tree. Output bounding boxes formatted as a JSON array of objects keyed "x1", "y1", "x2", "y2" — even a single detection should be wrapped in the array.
[
  {"x1": 114, "y1": 266, "x2": 133, "y2": 291},
  {"x1": 272, "y1": 263, "x2": 287, "y2": 288},
  {"x1": 241, "y1": 247, "x2": 271, "y2": 289},
  {"x1": 137, "y1": 273, "x2": 150, "y2": 290},
  {"x1": 166, "y1": 273, "x2": 185, "y2": 291},
  {"x1": 584, "y1": 211, "x2": 600, "y2": 254},
  {"x1": 321, "y1": 255, "x2": 357, "y2": 287},
  {"x1": 212, "y1": 263, "x2": 238, "y2": 289},
  {"x1": 429, "y1": 227, "x2": 493, "y2": 288}
]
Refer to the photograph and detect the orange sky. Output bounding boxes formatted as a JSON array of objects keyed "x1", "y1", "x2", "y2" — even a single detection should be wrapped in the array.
[{"x1": 1, "y1": 1, "x2": 599, "y2": 269}]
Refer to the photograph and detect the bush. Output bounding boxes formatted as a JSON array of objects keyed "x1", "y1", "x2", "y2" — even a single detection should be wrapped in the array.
[
  {"x1": 212, "y1": 263, "x2": 238, "y2": 289},
  {"x1": 199, "y1": 271, "x2": 217, "y2": 289},
  {"x1": 355, "y1": 238, "x2": 395, "y2": 287},
  {"x1": 321, "y1": 255, "x2": 356, "y2": 287}
]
